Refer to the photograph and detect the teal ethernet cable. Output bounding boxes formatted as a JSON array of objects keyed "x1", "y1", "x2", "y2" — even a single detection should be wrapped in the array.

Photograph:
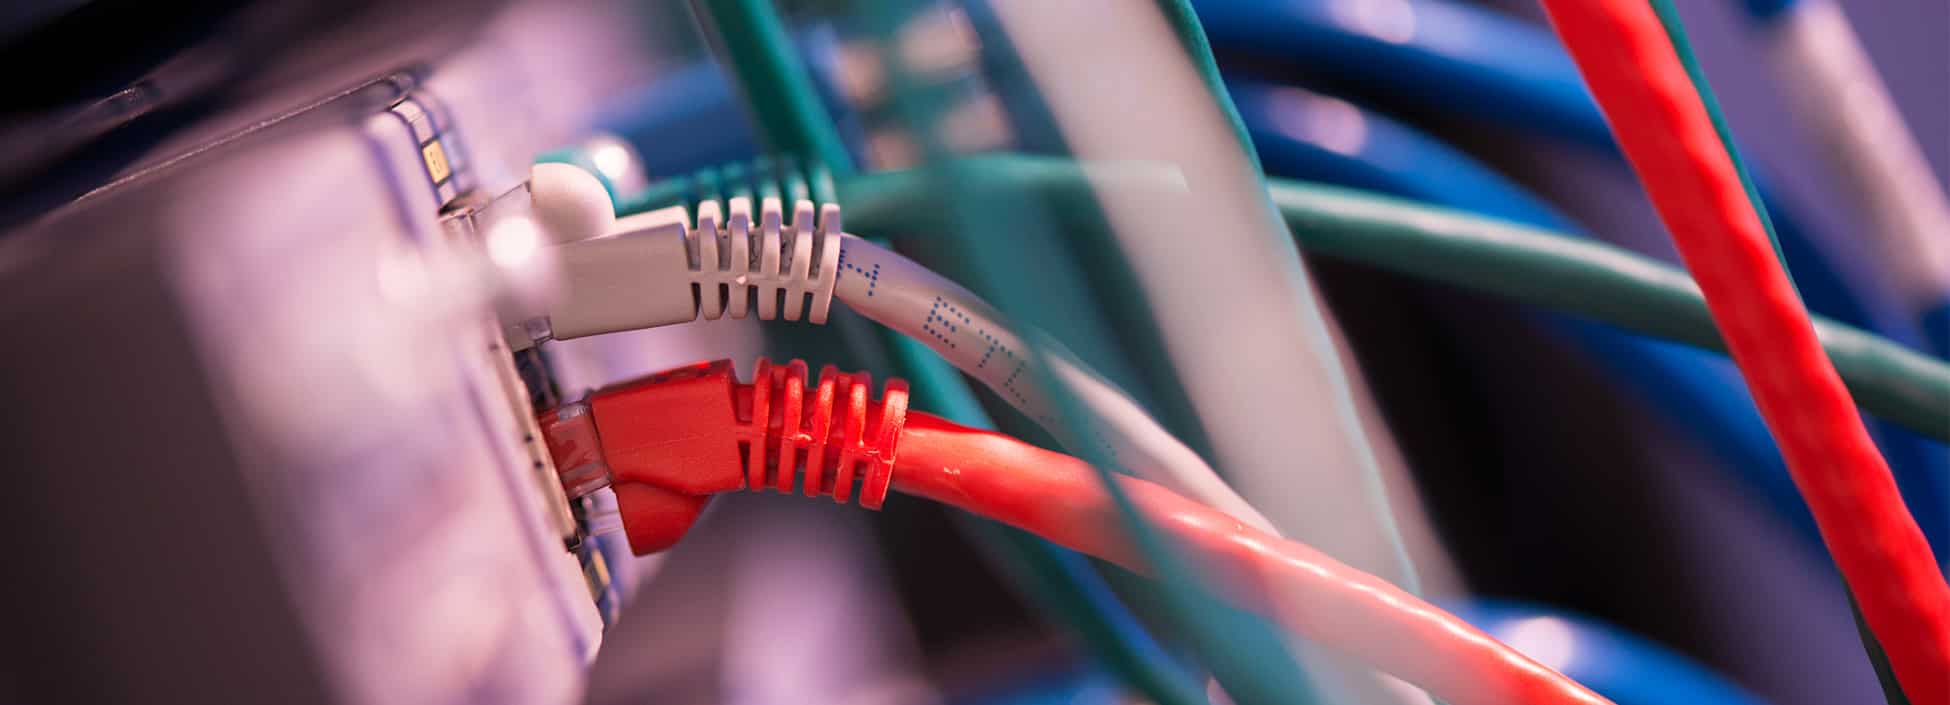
[
  {"x1": 696, "y1": 0, "x2": 853, "y2": 179},
  {"x1": 854, "y1": 2, "x2": 1321, "y2": 702},
  {"x1": 691, "y1": 5, "x2": 1214, "y2": 704},
  {"x1": 696, "y1": 3, "x2": 1286, "y2": 703},
  {"x1": 1146, "y1": 0, "x2": 1426, "y2": 598},
  {"x1": 831, "y1": 156, "x2": 1949, "y2": 439},
  {"x1": 682, "y1": 6, "x2": 1341, "y2": 701}
]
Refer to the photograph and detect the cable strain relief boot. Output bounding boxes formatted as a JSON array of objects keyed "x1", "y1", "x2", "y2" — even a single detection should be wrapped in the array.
[
  {"x1": 739, "y1": 358, "x2": 907, "y2": 508},
  {"x1": 687, "y1": 197, "x2": 841, "y2": 323},
  {"x1": 537, "y1": 188, "x2": 841, "y2": 339}
]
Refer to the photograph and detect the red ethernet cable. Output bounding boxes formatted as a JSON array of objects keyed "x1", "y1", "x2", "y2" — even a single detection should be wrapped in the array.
[
  {"x1": 1536, "y1": 1, "x2": 1950, "y2": 701},
  {"x1": 539, "y1": 358, "x2": 1612, "y2": 705}
]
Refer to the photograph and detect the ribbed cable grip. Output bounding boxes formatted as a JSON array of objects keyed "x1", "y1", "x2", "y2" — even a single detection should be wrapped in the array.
[
  {"x1": 688, "y1": 197, "x2": 842, "y2": 324},
  {"x1": 738, "y1": 358, "x2": 908, "y2": 509}
]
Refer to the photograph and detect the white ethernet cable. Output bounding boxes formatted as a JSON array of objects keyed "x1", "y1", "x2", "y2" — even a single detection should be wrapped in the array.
[
  {"x1": 983, "y1": 1, "x2": 1422, "y2": 598},
  {"x1": 830, "y1": 232, "x2": 1280, "y2": 534},
  {"x1": 1766, "y1": 0, "x2": 1950, "y2": 314},
  {"x1": 523, "y1": 163, "x2": 1279, "y2": 533}
]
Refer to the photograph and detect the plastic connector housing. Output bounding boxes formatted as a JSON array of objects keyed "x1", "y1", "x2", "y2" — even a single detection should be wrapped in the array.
[
  {"x1": 547, "y1": 211, "x2": 700, "y2": 338},
  {"x1": 541, "y1": 359, "x2": 908, "y2": 555},
  {"x1": 535, "y1": 183, "x2": 842, "y2": 339}
]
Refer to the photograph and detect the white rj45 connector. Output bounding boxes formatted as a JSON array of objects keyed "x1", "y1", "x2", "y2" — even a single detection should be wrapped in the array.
[{"x1": 525, "y1": 163, "x2": 842, "y2": 340}]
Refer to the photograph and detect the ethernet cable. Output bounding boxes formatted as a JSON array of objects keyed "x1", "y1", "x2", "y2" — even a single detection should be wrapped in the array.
[
  {"x1": 1099, "y1": 14, "x2": 1443, "y2": 693},
  {"x1": 542, "y1": 149, "x2": 1361, "y2": 701},
  {"x1": 534, "y1": 147, "x2": 1948, "y2": 533},
  {"x1": 832, "y1": 4, "x2": 1329, "y2": 700},
  {"x1": 635, "y1": 6, "x2": 1255, "y2": 700},
  {"x1": 1603, "y1": 1, "x2": 1938, "y2": 694},
  {"x1": 698, "y1": 0, "x2": 854, "y2": 180},
  {"x1": 1158, "y1": 0, "x2": 1434, "y2": 605},
  {"x1": 1538, "y1": 2, "x2": 1950, "y2": 702},
  {"x1": 528, "y1": 163, "x2": 1278, "y2": 534},
  {"x1": 829, "y1": 233, "x2": 1281, "y2": 534},
  {"x1": 588, "y1": 2, "x2": 1944, "y2": 593},
  {"x1": 588, "y1": 154, "x2": 1948, "y2": 439},
  {"x1": 975, "y1": 0, "x2": 1426, "y2": 605},
  {"x1": 527, "y1": 151, "x2": 1948, "y2": 701},
  {"x1": 1234, "y1": 87, "x2": 1939, "y2": 703},
  {"x1": 576, "y1": 44, "x2": 1945, "y2": 555},
  {"x1": 537, "y1": 356, "x2": 1616, "y2": 705}
]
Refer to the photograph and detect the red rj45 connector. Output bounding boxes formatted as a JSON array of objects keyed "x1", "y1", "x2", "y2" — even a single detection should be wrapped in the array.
[{"x1": 538, "y1": 359, "x2": 907, "y2": 553}]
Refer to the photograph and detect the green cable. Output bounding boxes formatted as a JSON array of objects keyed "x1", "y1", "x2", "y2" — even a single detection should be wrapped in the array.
[
  {"x1": 1149, "y1": 0, "x2": 1424, "y2": 600},
  {"x1": 1847, "y1": 586, "x2": 1915, "y2": 705},
  {"x1": 1149, "y1": 0, "x2": 1261, "y2": 175},
  {"x1": 809, "y1": 155, "x2": 1950, "y2": 440},
  {"x1": 1647, "y1": 0, "x2": 1792, "y2": 272},
  {"x1": 691, "y1": 6, "x2": 1210, "y2": 701},
  {"x1": 857, "y1": 2, "x2": 1319, "y2": 701},
  {"x1": 698, "y1": 0, "x2": 855, "y2": 174},
  {"x1": 617, "y1": 156, "x2": 1950, "y2": 439},
  {"x1": 1264, "y1": 179, "x2": 1950, "y2": 440}
]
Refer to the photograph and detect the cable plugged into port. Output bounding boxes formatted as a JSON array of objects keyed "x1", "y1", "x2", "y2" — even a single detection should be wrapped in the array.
[
  {"x1": 537, "y1": 357, "x2": 1613, "y2": 705},
  {"x1": 522, "y1": 164, "x2": 840, "y2": 342},
  {"x1": 538, "y1": 359, "x2": 906, "y2": 552}
]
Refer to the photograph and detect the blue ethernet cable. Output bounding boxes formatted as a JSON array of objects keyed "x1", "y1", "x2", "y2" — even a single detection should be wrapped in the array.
[
  {"x1": 1738, "y1": 0, "x2": 1798, "y2": 19},
  {"x1": 586, "y1": 60, "x2": 759, "y2": 180}
]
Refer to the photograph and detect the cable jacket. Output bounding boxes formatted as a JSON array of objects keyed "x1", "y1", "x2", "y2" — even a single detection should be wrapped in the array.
[
  {"x1": 984, "y1": 1, "x2": 1421, "y2": 595},
  {"x1": 891, "y1": 412, "x2": 1611, "y2": 705},
  {"x1": 835, "y1": 158, "x2": 1950, "y2": 440},
  {"x1": 1537, "y1": 2, "x2": 1950, "y2": 702},
  {"x1": 833, "y1": 235, "x2": 1282, "y2": 535}
]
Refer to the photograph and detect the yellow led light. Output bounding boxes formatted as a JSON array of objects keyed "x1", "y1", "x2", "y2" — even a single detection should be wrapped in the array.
[{"x1": 422, "y1": 140, "x2": 452, "y2": 184}]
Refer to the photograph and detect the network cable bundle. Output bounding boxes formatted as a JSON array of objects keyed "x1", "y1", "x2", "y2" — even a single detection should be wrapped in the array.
[{"x1": 0, "y1": 1, "x2": 1943, "y2": 704}]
